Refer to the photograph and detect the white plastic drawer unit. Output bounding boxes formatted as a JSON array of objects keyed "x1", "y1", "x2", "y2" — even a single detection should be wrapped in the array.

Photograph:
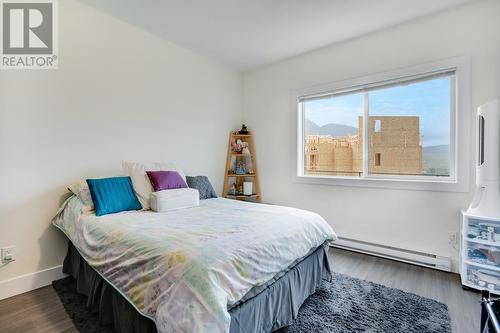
[
  {"x1": 461, "y1": 211, "x2": 500, "y2": 292},
  {"x1": 466, "y1": 241, "x2": 500, "y2": 269}
]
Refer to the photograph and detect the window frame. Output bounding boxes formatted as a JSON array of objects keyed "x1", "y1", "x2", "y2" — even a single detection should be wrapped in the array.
[{"x1": 292, "y1": 57, "x2": 471, "y2": 192}]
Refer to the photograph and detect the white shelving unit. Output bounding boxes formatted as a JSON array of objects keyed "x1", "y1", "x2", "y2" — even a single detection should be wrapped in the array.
[{"x1": 461, "y1": 210, "x2": 500, "y2": 292}]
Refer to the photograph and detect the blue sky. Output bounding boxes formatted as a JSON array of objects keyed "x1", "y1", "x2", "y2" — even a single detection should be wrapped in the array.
[{"x1": 304, "y1": 77, "x2": 451, "y2": 147}]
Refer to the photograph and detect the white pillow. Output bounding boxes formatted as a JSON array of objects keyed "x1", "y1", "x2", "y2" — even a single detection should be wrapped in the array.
[
  {"x1": 122, "y1": 161, "x2": 187, "y2": 210},
  {"x1": 68, "y1": 179, "x2": 94, "y2": 212},
  {"x1": 150, "y1": 188, "x2": 199, "y2": 212}
]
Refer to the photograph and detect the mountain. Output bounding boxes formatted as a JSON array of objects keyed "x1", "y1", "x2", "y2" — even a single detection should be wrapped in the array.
[
  {"x1": 305, "y1": 120, "x2": 358, "y2": 137},
  {"x1": 423, "y1": 144, "x2": 449, "y2": 154},
  {"x1": 422, "y1": 144, "x2": 450, "y2": 176}
]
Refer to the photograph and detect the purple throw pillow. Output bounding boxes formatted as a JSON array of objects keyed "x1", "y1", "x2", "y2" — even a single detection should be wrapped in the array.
[{"x1": 146, "y1": 171, "x2": 188, "y2": 192}]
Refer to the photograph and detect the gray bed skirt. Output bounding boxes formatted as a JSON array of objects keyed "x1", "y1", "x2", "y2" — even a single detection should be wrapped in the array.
[{"x1": 62, "y1": 241, "x2": 332, "y2": 333}]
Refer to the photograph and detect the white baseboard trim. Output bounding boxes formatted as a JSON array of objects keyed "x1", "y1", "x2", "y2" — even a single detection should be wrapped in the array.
[
  {"x1": 332, "y1": 237, "x2": 452, "y2": 272},
  {"x1": 0, "y1": 265, "x2": 66, "y2": 300}
]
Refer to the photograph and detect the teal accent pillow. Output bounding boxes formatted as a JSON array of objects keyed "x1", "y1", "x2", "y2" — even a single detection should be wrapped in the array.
[{"x1": 86, "y1": 177, "x2": 142, "y2": 216}]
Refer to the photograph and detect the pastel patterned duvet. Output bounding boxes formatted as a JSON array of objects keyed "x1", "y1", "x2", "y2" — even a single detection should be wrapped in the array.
[{"x1": 53, "y1": 196, "x2": 336, "y2": 333}]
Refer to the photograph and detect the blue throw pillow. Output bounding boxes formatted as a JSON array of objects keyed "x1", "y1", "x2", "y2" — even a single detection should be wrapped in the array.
[{"x1": 86, "y1": 177, "x2": 142, "y2": 216}]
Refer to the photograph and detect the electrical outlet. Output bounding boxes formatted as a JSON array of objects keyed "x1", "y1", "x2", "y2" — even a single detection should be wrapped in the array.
[
  {"x1": 448, "y1": 232, "x2": 458, "y2": 246},
  {"x1": 1, "y1": 246, "x2": 15, "y2": 263}
]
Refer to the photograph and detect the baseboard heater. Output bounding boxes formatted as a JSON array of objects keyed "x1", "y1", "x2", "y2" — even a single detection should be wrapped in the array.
[{"x1": 331, "y1": 237, "x2": 451, "y2": 272}]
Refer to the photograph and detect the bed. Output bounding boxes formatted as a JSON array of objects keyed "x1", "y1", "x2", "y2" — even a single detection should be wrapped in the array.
[{"x1": 53, "y1": 195, "x2": 337, "y2": 333}]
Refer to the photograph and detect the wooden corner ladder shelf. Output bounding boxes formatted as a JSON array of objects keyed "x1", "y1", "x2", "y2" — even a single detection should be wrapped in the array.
[{"x1": 222, "y1": 131, "x2": 261, "y2": 202}]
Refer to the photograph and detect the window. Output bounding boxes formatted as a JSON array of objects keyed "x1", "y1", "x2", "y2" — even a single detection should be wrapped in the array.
[
  {"x1": 295, "y1": 57, "x2": 471, "y2": 192},
  {"x1": 301, "y1": 71, "x2": 454, "y2": 178}
]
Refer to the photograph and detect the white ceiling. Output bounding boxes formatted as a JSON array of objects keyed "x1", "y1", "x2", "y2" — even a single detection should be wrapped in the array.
[{"x1": 83, "y1": 0, "x2": 474, "y2": 71}]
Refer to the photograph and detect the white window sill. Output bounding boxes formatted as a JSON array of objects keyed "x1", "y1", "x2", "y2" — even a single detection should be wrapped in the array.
[{"x1": 292, "y1": 174, "x2": 469, "y2": 193}]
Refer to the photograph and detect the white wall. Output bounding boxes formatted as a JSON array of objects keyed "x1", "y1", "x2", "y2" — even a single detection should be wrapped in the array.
[
  {"x1": 242, "y1": 0, "x2": 500, "y2": 272},
  {"x1": 0, "y1": 0, "x2": 241, "y2": 285}
]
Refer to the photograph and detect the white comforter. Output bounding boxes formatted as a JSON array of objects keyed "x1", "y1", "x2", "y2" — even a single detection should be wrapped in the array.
[{"x1": 53, "y1": 197, "x2": 336, "y2": 333}]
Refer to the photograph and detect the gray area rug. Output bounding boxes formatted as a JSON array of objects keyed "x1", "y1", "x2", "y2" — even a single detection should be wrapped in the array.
[
  {"x1": 53, "y1": 273, "x2": 451, "y2": 333},
  {"x1": 276, "y1": 273, "x2": 451, "y2": 333}
]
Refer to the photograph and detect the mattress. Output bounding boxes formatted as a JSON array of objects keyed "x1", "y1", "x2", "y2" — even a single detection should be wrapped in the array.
[{"x1": 52, "y1": 196, "x2": 336, "y2": 333}]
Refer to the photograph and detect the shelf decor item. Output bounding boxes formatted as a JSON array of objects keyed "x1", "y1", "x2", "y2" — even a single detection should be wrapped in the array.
[
  {"x1": 461, "y1": 100, "x2": 500, "y2": 292},
  {"x1": 223, "y1": 129, "x2": 261, "y2": 202},
  {"x1": 236, "y1": 161, "x2": 246, "y2": 175},
  {"x1": 243, "y1": 182, "x2": 253, "y2": 196},
  {"x1": 238, "y1": 124, "x2": 249, "y2": 135}
]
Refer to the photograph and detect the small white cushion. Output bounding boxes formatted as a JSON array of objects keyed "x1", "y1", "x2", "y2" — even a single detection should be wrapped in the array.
[
  {"x1": 150, "y1": 188, "x2": 199, "y2": 212},
  {"x1": 122, "y1": 161, "x2": 187, "y2": 210}
]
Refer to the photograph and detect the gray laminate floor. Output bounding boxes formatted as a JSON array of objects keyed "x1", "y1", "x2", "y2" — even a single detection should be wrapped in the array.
[{"x1": 0, "y1": 248, "x2": 479, "y2": 333}]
